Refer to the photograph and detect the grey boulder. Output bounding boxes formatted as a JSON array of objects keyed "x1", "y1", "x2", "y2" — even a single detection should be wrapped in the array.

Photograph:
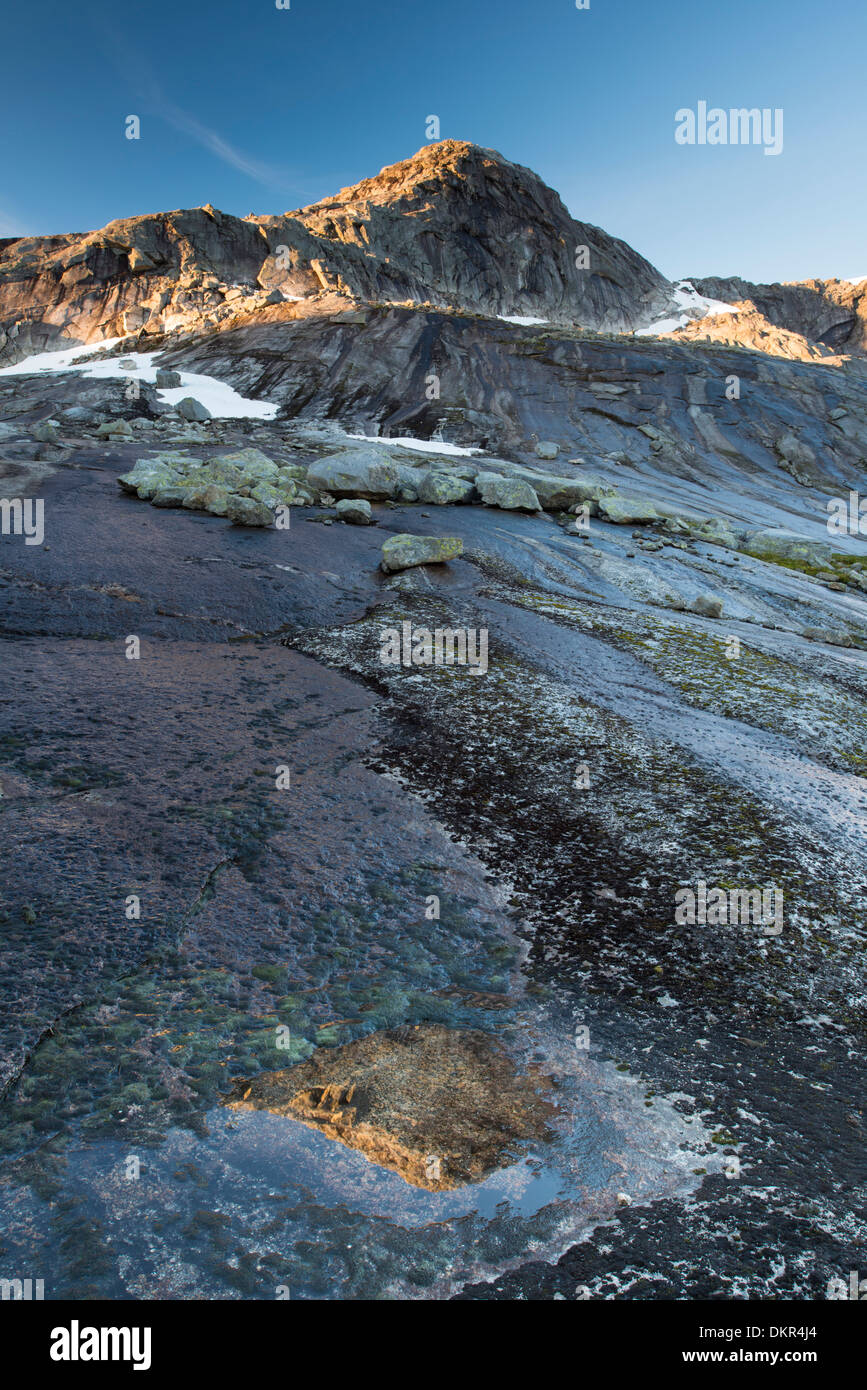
[
  {"x1": 306, "y1": 449, "x2": 400, "y2": 499},
  {"x1": 417, "y1": 471, "x2": 476, "y2": 505},
  {"x1": 175, "y1": 397, "x2": 212, "y2": 422},
  {"x1": 381, "y1": 533, "x2": 463, "y2": 571},
  {"x1": 226, "y1": 495, "x2": 274, "y2": 527},
  {"x1": 335, "y1": 498, "x2": 373, "y2": 524},
  {"x1": 597, "y1": 495, "x2": 660, "y2": 524},
  {"x1": 475, "y1": 473, "x2": 541, "y2": 511},
  {"x1": 151, "y1": 486, "x2": 189, "y2": 508},
  {"x1": 691, "y1": 594, "x2": 724, "y2": 619}
]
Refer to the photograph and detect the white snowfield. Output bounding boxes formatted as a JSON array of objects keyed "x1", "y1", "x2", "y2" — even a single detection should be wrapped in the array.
[
  {"x1": 346, "y1": 431, "x2": 481, "y2": 456},
  {"x1": 0, "y1": 341, "x2": 278, "y2": 419},
  {"x1": 636, "y1": 280, "x2": 741, "y2": 337},
  {"x1": 497, "y1": 314, "x2": 549, "y2": 326}
]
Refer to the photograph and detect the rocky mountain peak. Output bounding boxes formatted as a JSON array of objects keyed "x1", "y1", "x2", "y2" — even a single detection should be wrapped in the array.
[
  {"x1": 294, "y1": 140, "x2": 561, "y2": 219},
  {"x1": 259, "y1": 139, "x2": 671, "y2": 330}
]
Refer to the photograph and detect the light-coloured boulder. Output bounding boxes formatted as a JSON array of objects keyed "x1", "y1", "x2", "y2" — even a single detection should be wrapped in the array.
[
  {"x1": 597, "y1": 495, "x2": 660, "y2": 524},
  {"x1": 226, "y1": 495, "x2": 274, "y2": 527},
  {"x1": 776, "y1": 432, "x2": 816, "y2": 467},
  {"x1": 691, "y1": 594, "x2": 723, "y2": 618},
  {"x1": 336, "y1": 498, "x2": 373, "y2": 524},
  {"x1": 417, "y1": 471, "x2": 476, "y2": 505},
  {"x1": 802, "y1": 626, "x2": 853, "y2": 647},
  {"x1": 475, "y1": 473, "x2": 541, "y2": 511},
  {"x1": 33, "y1": 419, "x2": 60, "y2": 443},
  {"x1": 251, "y1": 481, "x2": 282, "y2": 507},
  {"x1": 381, "y1": 534, "x2": 463, "y2": 571},
  {"x1": 662, "y1": 514, "x2": 742, "y2": 549},
  {"x1": 774, "y1": 432, "x2": 825, "y2": 486},
  {"x1": 740, "y1": 530, "x2": 835, "y2": 565},
  {"x1": 528, "y1": 472, "x2": 613, "y2": 511},
  {"x1": 201, "y1": 485, "x2": 230, "y2": 516},
  {"x1": 199, "y1": 458, "x2": 245, "y2": 488},
  {"x1": 175, "y1": 397, "x2": 211, "y2": 422},
  {"x1": 307, "y1": 449, "x2": 400, "y2": 499},
  {"x1": 131, "y1": 468, "x2": 181, "y2": 499},
  {"x1": 151, "y1": 486, "x2": 188, "y2": 508},
  {"x1": 474, "y1": 460, "x2": 614, "y2": 511},
  {"x1": 182, "y1": 483, "x2": 229, "y2": 514},
  {"x1": 212, "y1": 448, "x2": 277, "y2": 482}
]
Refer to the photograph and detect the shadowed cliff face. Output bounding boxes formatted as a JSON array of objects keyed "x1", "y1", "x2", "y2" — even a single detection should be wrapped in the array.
[{"x1": 0, "y1": 141, "x2": 673, "y2": 359}]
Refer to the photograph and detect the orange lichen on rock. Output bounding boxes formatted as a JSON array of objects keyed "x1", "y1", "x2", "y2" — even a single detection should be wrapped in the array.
[{"x1": 224, "y1": 1024, "x2": 556, "y2": 1191}]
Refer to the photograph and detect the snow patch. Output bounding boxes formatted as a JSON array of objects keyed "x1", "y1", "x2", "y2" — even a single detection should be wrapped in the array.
[
  {"x1": 0, "y1": 343, "x2": 278, "y2": 419},
  {"x1": 0, "y1": 339, "x2": 122, "y2": 375},
  {"x1": 346, "y1": 432, "x2": 482, "y2": 457},
  {"x1": 637, "y1": 280, "x2": 741, "y2": 337},
  {"x1": 497, "y1": 314, "x2": 549, "y2": 326}
]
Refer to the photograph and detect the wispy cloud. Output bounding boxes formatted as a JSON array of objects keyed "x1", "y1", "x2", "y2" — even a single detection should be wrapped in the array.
[
  {"x1": 95, "y1": 24, "x2": 298, "y2": 199},
  {"x1": 154, "y1": 97, "x2": 290, "y2": 193}
]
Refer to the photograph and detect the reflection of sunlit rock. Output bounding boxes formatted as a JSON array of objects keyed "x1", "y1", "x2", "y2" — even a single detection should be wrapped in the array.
[{"x1": 225, "y1": 1025, "x2": 555, "y2": 1191}]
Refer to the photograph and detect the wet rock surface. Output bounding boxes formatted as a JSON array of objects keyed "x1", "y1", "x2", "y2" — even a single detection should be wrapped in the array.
[
  {"x1": 0, "y1": 409, "x2": 864, "y2": 1299},
  {"x1": 2, "y1": 170, "x2": 867, "y2": 1298}
]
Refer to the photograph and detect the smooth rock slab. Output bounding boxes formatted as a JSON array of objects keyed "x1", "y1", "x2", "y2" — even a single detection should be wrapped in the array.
[
  {"x1": 225, "y1": 1025, "x2": 555, "y2": 1191},
  {"x1": 381, "y1": 533, "x2": 463, "y2": 571}
]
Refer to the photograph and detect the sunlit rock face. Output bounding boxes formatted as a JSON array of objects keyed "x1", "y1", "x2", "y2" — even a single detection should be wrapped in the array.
[
  {"x1": 690, "y1": 274, "x2": 867, "y2": 356},
  {"x1": 226, "y1": 1025, "x2": 556, "y2": 1191},
  {"x1": 0, "y1": 140, "x2": 673, "y2": 360},
  {"x1": 257, "y1": 140, "x2": 672, "y2": 330}
]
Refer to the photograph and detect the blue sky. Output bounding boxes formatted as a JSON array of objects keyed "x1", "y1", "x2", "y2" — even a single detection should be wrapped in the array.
[{"x1": 1, "y1": 0, "x2": 863, "y2": 283}]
